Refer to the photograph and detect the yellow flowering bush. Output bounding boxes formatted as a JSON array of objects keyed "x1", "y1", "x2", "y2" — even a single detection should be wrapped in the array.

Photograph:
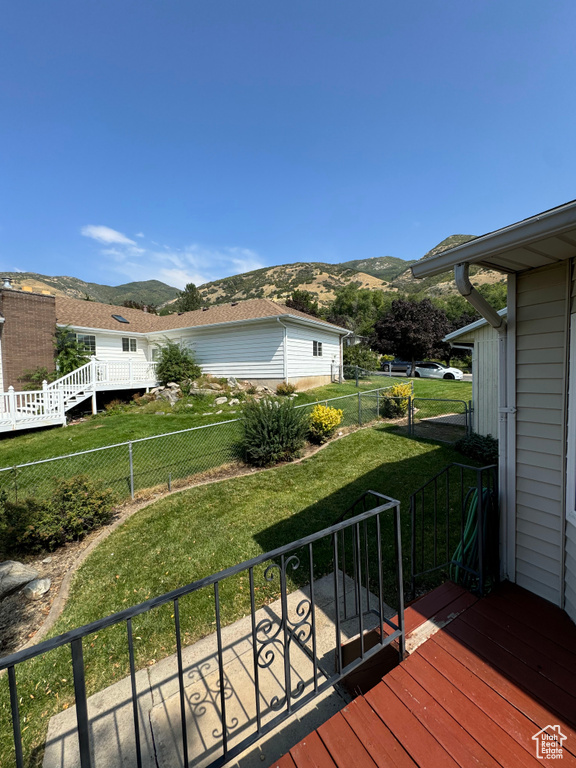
[
  {"x1": 308, "y1": 404, "x2": 344, "y2": 444},
  {"x1": 380, "y1": 383, "x2": 412, "y2": 418}
]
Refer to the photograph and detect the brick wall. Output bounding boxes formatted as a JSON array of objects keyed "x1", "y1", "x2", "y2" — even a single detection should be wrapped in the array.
[{"x1": 0, "y1": 290, "x2": 56, "y2": 389}]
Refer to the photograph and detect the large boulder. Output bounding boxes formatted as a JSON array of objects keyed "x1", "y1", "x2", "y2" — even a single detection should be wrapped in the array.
[{"x1": 0, "y1": 561, "x2": 39, "y2": 599}]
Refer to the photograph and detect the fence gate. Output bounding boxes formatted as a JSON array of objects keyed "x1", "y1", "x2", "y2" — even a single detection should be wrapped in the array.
[{"x1": 409, "y1": 397, "x2": 472, "y2": 443}]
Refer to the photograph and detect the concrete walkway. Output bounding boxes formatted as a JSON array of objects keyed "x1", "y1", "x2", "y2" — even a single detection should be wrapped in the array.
[{"x1": 43, "y1": 573, "x2": 386, "y2": 768}]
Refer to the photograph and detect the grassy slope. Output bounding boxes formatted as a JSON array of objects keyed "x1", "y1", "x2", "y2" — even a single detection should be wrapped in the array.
[{"x1": 0, "y1": 423, "x2": 467, "y2": 765}]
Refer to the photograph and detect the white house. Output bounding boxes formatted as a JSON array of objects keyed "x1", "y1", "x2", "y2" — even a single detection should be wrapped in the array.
[
  {"x1": 0, "y1": 291, "x2": 349, "y2": 432},
  {"x1": 443, "y1": 308, "x2": 507, "y2": 437},
  {"x1": 413, "y1": 199, "x2": 576, "y2": 623}
]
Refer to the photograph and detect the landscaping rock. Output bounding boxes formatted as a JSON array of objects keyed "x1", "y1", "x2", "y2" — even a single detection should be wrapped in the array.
[
  {"x1": 207, "y1": 383, "x2": 223, "y2": 391},
  {"x1": 23, "y1": 578, "x2": 51, "y2": 601},
  {"x1": 255, "y1": 386, "x2": 265, "y2": 393},
  {"x1": 0, "y1": 561, "x2": 38, "y2": 599},
  {"x1": 215, "y1": 410, "x2": 223, "y2": 414},
  {"x1": 227, "y1": 376, "x2": 238, "y2": 388},
  {"x1": 41, "y1": 556, "x2": 53, "y2": 564},
  {"x1": 214, "y1": 396, "x2": 228, "y2": 405},
  {"x1": 159, "y1": 390, "x2": 179, "y2": 405},
  {"x1": 229, "y1": 398, "x2": 240, "y2": 406}
]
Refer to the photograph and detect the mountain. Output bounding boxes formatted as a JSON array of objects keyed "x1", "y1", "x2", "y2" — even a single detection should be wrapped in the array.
[
  {"x1": 196, "y1": 233, "x2": 504, "y2": 307},
  {"x1": 0, "y1": 272, "x2": 180, "y2": 307}
]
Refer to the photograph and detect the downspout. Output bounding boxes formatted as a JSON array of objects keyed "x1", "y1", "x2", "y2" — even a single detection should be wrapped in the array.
[
  {"x1": 276, "y1": 318, "x2": 289, "y2": 384},
  {"x1": 340, "y1": 331, "x2": 353, "y2": 383},
  {"x1": 454, "y1": 263, "x2": 512, "y2": 581}
]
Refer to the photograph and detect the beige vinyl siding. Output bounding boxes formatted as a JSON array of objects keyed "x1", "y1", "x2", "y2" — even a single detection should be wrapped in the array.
[
  {"x1": 566, "y1": 266, "x2": 576, "y2": 623},
  {"x1": 286, "y1": 325, "x2": 341, "y2": 379},
  {"x1": 515, "y1": 261, "x2": 568, "y2": 605},
  {"x1": 157, "y1": 321, "x2": 285, "y2": 380}
]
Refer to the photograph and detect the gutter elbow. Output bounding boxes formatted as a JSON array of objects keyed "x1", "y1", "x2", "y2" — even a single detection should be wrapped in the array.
[{"x1": 454, "y1": 263, "x2": 506, "y2": 333}]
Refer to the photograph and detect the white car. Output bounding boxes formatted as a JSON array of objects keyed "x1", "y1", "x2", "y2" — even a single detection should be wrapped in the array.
[{"x1": 407, "y1": 362, "x2": 463, "y2": 380}]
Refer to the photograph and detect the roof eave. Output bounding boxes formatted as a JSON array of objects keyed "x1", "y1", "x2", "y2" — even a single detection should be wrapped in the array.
[{"x1": 412, "y1": 201, "x2": 576, "y2": 279}]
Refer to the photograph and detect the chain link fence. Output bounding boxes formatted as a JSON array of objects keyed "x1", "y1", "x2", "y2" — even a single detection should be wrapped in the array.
[
  {"x1": 410, "y1": 397, "x2": 472, "y2": 443},
  {"x1": 0, "y1": 386, "x2": 411, "y2": 504}
]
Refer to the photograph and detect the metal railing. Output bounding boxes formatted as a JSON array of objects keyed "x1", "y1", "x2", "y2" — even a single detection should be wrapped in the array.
[
  {"x1": 0, "y1": 386, "x2": 400, "y2": 504},
  {"x1": 0, "y1": 493, "x2": 404, "y2": 768},
  {"x1": 410, "y1": 463, "x2": 498, "y2": 598}
]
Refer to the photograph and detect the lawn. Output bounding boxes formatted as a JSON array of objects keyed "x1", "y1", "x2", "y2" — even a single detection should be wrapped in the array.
[{"x1": 0, "y1": 422, "x2": 470, "y2": 766}]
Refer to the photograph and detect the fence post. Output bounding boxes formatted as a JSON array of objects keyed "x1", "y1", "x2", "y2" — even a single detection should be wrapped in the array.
[
  {"x1": 129, "y1": 442, "x2": 134, "y2": 499},
  {"x1": 408, "y1": 396, "x2": 412, "y2": 436},
  {"x1": 376, "y1": 388, "x2": 380, "y2": 418},
  {"x1": 355, "y1": 366, "x2": 359, "y2": 388},
  {"x1": 358, "y1": 392, "x2": 362, "y2": 425},
  {"x1": 468, "y1": 400, "x2": 473, "y2": 435}
]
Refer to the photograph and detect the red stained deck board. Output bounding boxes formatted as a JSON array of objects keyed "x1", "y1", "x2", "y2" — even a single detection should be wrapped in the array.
[
  {"x1": 458, "y1": 605, "x2": 576, "y2": 700},
  {"x1": 385, "y1": 665, "x2": 502, "y2": 768},
  {"x1": 432, "y1": 627, "x2": 576, "y2": 753},
  {"x1": 381, "y1": 580, "x2": 472, "y2": 639},
  {"x1": 496, "y1": 582, "x2": 576, "y2": 642},
  {"x1": 289, "y1": 731, "x2": 338, "y2": 768},
  {"x1": 316, "y1": 711, "x2": 378, "y2": 768},
  {"x1": 340, "y1": 697, "x2": 417, "y2": 768},
  {"x1": 445, "y1": 616, "x2": 576, "y2": 730},
  {"x1": 402, "y1": 654, "x2": 540, "y2": 768},
  {"x1": 474, "y1": 589, "x2": 576, "y2": 662},
  {"x1": 366, "y1": 679, "x2": 461, "y2": 768},
  {"x1": 419, "y1": 637, "x2": 576, "y2": 766}
]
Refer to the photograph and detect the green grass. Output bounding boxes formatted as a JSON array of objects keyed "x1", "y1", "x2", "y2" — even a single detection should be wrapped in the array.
[
  {"x1": 0, "y1": 378, "x2": 472, "y2": 504},
  {"x1": 0, "y1": 424, "x2": 468, "y2": 766}
]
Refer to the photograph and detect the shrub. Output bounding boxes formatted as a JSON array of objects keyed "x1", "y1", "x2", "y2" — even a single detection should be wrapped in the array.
[
  {"x1": 343, "y1": 344, "x2": 380, "y2": 371},
  {"x1": 276, "y1": 382, "x2": 297, "y2": 396},
  {"x1": 308, "y1": 404, "x2": 343, "y2": 444},
  {"x1": 241, "y1": 399, "x2": 308, "y2": 466},
  {"x1": 55, "y1": 326, "x2": 91, "y2": 375},
  {"x1": 455, "y1": 433, "x2": 499, "y2": 465},
  {"x1": 18, "y1": 366, "x2": 58, "y2": 390},
  {"x1": 0, "y1": 476, "x2": 115, "y2": 556},
  {"x1": 155, "y1": 340, "x2": 202, "y2": 386},
  {"x1": 380, "y1": 383, "x2": 412, "y2": 418}
]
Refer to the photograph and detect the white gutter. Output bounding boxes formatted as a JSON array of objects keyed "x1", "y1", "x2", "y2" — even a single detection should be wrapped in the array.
[{"x1": 454, "y1": 263, "x2": 513, "y2": 580}]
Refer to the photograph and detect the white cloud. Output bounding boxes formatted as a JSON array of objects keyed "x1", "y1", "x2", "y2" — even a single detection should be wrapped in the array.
[
  {"x1": 80, "y1": 224, "x2": 265, "y2": 289},
  {"x1": 135, "y1": 232, "x2": 145, "y2": 238},
  {"x1": 81, "y1": 225, "x2": 136, "y2": 246}
]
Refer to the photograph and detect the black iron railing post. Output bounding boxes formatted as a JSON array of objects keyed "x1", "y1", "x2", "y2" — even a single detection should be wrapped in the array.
[
  {"x1": 394, "y1": 502, "x2": 406, "y2": 661},
  {"x1": 410, "y1": 494, "x2": 416, "y2": 601},
  {"x1": 71, "y1": 639, "x2": 93, "y2": 768},
  {"x1": 126, "y1": 619, "x2": 143, "y2": 768},
  {"x1": 477, "y1": 469, "x2": 485, "y2": 596},
  {"x1": 8, "y1": 666, "x2": 24, "y2": 768}
]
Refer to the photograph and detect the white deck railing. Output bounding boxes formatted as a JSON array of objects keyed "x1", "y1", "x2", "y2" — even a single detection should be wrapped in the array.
[{"x1": 0, "y1": 359, "x2": 159, "y2": 431}]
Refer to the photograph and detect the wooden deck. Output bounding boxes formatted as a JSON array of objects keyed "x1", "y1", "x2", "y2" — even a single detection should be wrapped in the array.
[{"x1": 271, "y1": 581, "x2": 576, "y2": 767}]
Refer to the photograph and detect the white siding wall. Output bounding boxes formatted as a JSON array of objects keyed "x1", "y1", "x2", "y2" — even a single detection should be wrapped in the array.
[
  {"x1": 69, "y1": 328, "x2": 151, "y2": 362},
  {"x1": 455, "y1": 325, "x2": 499, "y2": 437},
  {"x1": 155, "y1": 321, "x2": 285, "y2": 380},
  {"x1": 286, "y1": 324, "x2": 341, "y2": 379},
  {"x1": 515, "y1": 261, "x2": 569, "y2": 605},
  {"x1": 565, "y1": 271, "x2": 576, "y2": 622}
]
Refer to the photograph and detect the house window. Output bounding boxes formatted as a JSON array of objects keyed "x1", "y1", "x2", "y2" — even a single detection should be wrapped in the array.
[
  {"x1": 313, "y1": 341, "x2": 323, "y2": 357},
  {"x1": 122, "y1": 338, "x2": 137, "y2": 353},
  {"x1": 76, "y1": 334, "x2": 96, "y2": 355}
]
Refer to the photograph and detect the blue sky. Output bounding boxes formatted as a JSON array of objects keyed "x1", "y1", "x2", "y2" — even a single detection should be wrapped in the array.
[{"x1": 1, "y1": 1, "x2": 575, "y2": 289}]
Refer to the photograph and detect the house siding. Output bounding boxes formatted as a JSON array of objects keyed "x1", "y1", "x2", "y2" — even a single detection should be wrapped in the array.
[
  {"x1": 286, "y1": 324, "x2": 341, "y2": 380},
  {"x1": 159, "y1": 321, "x2": 286, "y2": 380},
  {"x1": 515, "y1": 261, "x2": 568, "y2": 606},
  {"x1": 565, "y1": 264, "x2": 576, "y2": 623},
  {"x1": 68, "y1": 329, "x2": 151, "y2": 362}
]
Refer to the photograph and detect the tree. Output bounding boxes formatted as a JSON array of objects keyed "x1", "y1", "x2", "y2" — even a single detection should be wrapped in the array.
[
  {"x1": 326, "y1": 285, "x2": 392, "y2": 337},
  {"x1": 122, "y1": 300, "x2": 158, "y2": 314},
  {"x1": 177, "y1": 283, "x2": 203, "y2": 312},
  {"x1": 285, "y1": 289, "x2": 319, "y2": 317},
  {"x1": 155, "y1": 340, "x2": 201, "y2": 385},
  {"x1": 54, "y1": 327, "x2": 91, "y2": 375},
  {"x1": 371, "y1": 299, "x2": 450, "y2": 375},
  {"x1": 342, "y1": 344, "x2": 380, "y2": 370}
]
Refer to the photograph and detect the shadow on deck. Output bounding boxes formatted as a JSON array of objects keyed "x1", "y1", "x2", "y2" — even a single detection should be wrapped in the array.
[{"x1": 271, "y1": 581, "x2": 576, "y2": 767}]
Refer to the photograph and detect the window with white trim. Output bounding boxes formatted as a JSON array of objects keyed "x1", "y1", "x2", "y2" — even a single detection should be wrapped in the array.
[
  {"x1": 76, "y1": 334, "x2": 96, "y2": 355},
  {"x1": 122, "y1": 337, "x2": 137, "y2": 353},
  {"x1": 313, "y1": 340, "x2": 323, "y2": 357}
]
